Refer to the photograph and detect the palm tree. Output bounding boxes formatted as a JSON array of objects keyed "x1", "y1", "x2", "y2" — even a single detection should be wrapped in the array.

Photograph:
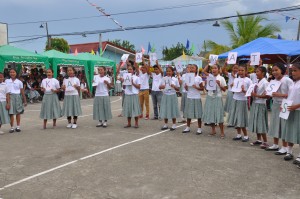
[
  {"x1": 204, "y1": 13, "x2": 281, "y2": 55},
  {"x1": 222, "y1": 12, "x2": 281, "y2": 48},
  {"x1": 203, "y1": 40, "x2": 232, "y2": 57}
]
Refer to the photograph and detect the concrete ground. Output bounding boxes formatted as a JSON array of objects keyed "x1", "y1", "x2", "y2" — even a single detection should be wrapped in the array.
[{"x1": 0, "y1": 95, "x2": 299, "y2": 199}]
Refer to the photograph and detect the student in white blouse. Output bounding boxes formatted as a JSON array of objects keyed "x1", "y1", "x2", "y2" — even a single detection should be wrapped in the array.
[
  {"x1": 5, "y1": 68, "x2": 27, "y2": 133},
  {"x1": 150, "y1": 60, "x2": 163, "y2": 120},
  {"x1": 136, "y1": 58, "x2": 151, "y2": 120},
  {"x1": 0, "y1": 72, "x2": 10, "y2": 134}
]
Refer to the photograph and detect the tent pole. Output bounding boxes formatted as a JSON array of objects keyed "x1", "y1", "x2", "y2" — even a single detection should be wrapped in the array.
[{"x1": 287, "y1": 56, "x2": 291, "y2": 76}]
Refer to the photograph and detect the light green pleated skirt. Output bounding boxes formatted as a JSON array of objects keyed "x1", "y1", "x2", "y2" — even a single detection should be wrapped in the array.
[
  {"x1": 180, "y1": 92, "x2": 187, "y2": 112},
  {"x1": 93, "y1": 96, "x2": 112, "y2": 121},
  {"x1": 224, "y1": 91, "x2": 233, "y2": 113},
  {"x1": 183, "y1": 98, "x2": 203, "y2": 119},
  {"x1": 40, "y1": 94, "x2": 62, "y2": 120},
  {"x1": 114, "y1": 83, "x2": 122, "y2": 93},
  {"x1": 202, "y1": 95, "x2": 224, "y2": 124},
  {"x1": 62, "y1": 95, "x2": 82, "y2": 117},
  {"x1": 228, "y1": 99, "x2": 248, "y2": 128},
  {"x1": 160, "y1": 94, "x2": 180, "y2": 119},
  {"x1": 268, "y1": 103, "x2": 286, "y2": 139},
  {"x1": 122, "y1": 94, "x2": 142, "y2": 118},
  {"x1": 9, "y1": 94, "x2": 24, "y2": 115},
  {"x1": 0, "y1": 101, "x2": 10, "y2": 124},
  {"x1": 282, "y1": 110, "x2": 300, "y2": 144},
  {"x1": 248, "y1": 103, "x2": 268, "y2": 134}
]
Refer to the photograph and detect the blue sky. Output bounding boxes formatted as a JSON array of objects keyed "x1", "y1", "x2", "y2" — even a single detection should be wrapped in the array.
[{"x1": 1, "y1": 0, "x2": 300, "y2": 58}]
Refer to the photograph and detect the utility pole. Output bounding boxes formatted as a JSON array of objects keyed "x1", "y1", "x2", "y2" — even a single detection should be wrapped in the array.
[
  {"x1": 99, "y1": 33, "x2": 102, "y2": 56},
  {"x1": 45, "y1": 22, "x2": 51, "y2": 48},
  {"x1": 297, "y1": 20, "x2": 300, "y2": 41}
]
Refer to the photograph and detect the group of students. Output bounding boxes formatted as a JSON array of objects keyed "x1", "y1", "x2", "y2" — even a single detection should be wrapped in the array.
[
  {"x1": 0, "y1": 59, "x2": 300, "y2": 169},
  {"x1": 115, "y1": 59, "x2": 300, "y2": 169},
  {"x1": 0, "y1": 66, "x2": 112, "y2": 132}
]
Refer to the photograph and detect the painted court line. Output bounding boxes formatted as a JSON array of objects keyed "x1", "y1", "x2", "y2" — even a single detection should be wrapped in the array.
[{"x1": 0, "y1": 122, "x2": 191, "y2": 191}]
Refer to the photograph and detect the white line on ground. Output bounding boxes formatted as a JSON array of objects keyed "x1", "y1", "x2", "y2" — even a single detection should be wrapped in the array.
[{"x1": 0, "y1": 121, "x2": 193, "y2": 191}]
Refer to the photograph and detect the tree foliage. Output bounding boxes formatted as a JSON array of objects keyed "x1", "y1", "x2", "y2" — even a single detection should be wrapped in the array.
[
  {"x1": 203, "y1": 40, "x2": 232, "y2": 58},
  {"x1": 45, "y1": 37, "x2": 70, "y2": 53},
  {"x1": 222, "y1": 12, "x2": 281, "y2": 49},
  {"x1": 162, "y1": 42, "x2": 192, "y2": 61},
  {"x1": 108, "y1": 39, "x2": 136, "y2": 51},
  {"x1": 204, "y1": 12, "x2": 281, "y2": 55}
]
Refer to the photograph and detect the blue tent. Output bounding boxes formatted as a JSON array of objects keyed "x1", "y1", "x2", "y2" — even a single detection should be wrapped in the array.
[{"x1": 219, "y1": 38, "x2": 300, "y2": 63}]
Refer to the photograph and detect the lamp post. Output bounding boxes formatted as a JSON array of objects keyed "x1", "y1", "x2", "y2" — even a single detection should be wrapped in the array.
[
  {"x1": 40, "y1": 22, "x2": 51, "y2": 48},
  {"x1": 212, "y1": 21, "x2": 220, "y2": 27}
]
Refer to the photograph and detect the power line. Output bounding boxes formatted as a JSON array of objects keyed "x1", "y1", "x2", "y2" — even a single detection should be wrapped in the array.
[
  {"x1": 8, "y1": 0, "x2": 238, "y2": 25},
  {"x1": 9, "y1": 4, "x2": 300, "y2": 44}
]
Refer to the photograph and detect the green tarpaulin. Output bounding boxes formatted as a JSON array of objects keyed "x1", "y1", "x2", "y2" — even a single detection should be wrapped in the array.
[
  {"x1": 0, "y1": 45, "x2": 49, "y2": 72},
  {"x1": 41, "y1": 50, "x2": 91, "y2": 90},
  {"x1": 76, "y1": 53, "x2": 116, "y2": 91}
]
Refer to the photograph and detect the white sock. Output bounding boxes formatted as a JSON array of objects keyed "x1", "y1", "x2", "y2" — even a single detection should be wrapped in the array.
[
  {"x1": 197, "y1": 128, "x2": 202, "y2": 132},
  {"x1": 184, "y1": 127, "x2": 190, "y2": 131},
  {"x1": 236, "y1": 134, "x2": 242, "y2": 138},
  {"x1": 16, "y1": 126, "x2": 20, "y2": 128},
  {"x1": 287, "y1": 146, "x2": 293, "y2": 154},
  {"x1": 163, "y1": 124, "x2": 168, "y2": 128},
  {"x1": 172, "y1": 124, "x2": 176, "y2": 129},
  {"x1": 278, "y1": 147, "x2": 287, "y2": 153},
  {"x1": 243, "y1": 136, "x2": 249, "y2": 139}
]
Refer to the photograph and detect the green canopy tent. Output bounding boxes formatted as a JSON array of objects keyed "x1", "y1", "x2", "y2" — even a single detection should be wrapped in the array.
[
  {"x1": 77, "y1": 53, "x2": 116, "y2": 91},
  {"x1": 0, "y1": 45, "x2": 49, "y2": 73},
  {"x1": 41, "y1": 50, "x2": 91, "y2": 89}
]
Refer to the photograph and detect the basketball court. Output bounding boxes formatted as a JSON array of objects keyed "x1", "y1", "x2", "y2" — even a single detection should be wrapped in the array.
[{"x1": 0, "y1": 96, "x2": 299, "y2": 199}]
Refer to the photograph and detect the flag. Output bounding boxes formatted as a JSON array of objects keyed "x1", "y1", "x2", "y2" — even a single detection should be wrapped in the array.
[
  {"x1": 141, "y1": 46, "x2": 145, "y2": 54},
  {"x1": 277, "y1": 34, "x2": 282, "y2": 39},
  {"x1": 285, "y1": 16, "x2": 291, "y2": 22},
  {"x1": 147, "y1": 42, "x2": 152, "y2": 54},
  {"x1": 186, "y1": 39, "x2": 190, "y2": 50},
  {"x1": 91, "y1": 49, "x2": 95, "y2": 55},
  {"x1": 182, "y1": 50, "x2": 186, "y2": 60},
  {"x1": 151, "y1": 44, "x2": 156, "y2": 53},
  {"x1": 190, "y1": 44, "x2": 195, "y2": 55},
  {"x1": 74, "y1": 48, "x2": 78, "y2": 56}
]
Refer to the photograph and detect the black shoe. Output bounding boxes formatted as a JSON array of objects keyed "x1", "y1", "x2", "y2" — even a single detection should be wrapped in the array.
[
  {"x1": 161, "y1": 126, "x2": 168, "y2": 130},
  {"x1": 284, "y1": 153, "x2": 294, "y2": 161},
  {"x1": 9, "y1": 128, "x2": 14, "y2": 133},
  {"x1": 96, "y1": 123, "x2": 103, "y2": 127},
  {"x1": 15, "y1": 127, "x2": 21, "y2": 132},
  {"x1": 293, "y1": 158, "x2": 300, "y2": 165},
  {"x1": 232, "y1": 136, "x2": 242, "y2": 141},
  {"x1": 275, "y1": 151, "x2": 287, "y2": 155},
  {"x1": 265, "y1": 147, "x2": 279, "y2": 151},
  {"x1": 242, "y1": 137, "x2": 249, "y2": 142},
  {"x1": 170, "y1": 127, "x2": 176, "y2": 131}
]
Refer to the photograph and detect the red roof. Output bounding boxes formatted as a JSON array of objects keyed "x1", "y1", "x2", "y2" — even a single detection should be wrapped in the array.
[{"x1": 69, "y1": 41, "x2": 135, "y2": 54}]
